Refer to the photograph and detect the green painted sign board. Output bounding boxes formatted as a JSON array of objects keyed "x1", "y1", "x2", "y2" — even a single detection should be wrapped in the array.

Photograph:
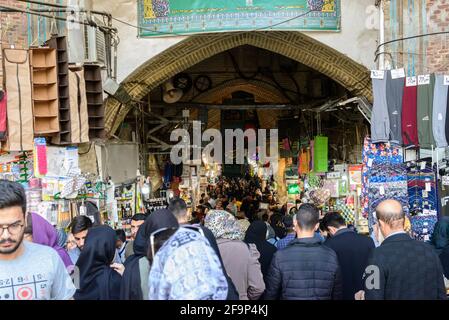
[{"x1": 138, "y1": 0, "x2": 340, "y2": 37}]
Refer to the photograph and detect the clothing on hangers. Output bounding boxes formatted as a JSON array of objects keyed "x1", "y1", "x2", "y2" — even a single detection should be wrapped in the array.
[
  {"x1": 417, "y1": 74, "x2": 436, "y2": 149},
  {"x1": 432, "y1": 75, "x2": 448, "y2": 148},
  {"x1": 361, "y1": 136, "x2": 403, "y2": 220},
  {"x1": 405, "y1": 159, "x2": 439, "y2": 241},
  {"x1": 402, "y1": 84, "x2": 419, "y2": 147},
  {"x1": 367, "y1": 162, "x2": 409, "y2": 232},
  {"x1": 386, "y1": 70, "x2": 405, "y2": 146},
  {"x1": 371, "y1": 74, "x2": 390, "y2": 143}
]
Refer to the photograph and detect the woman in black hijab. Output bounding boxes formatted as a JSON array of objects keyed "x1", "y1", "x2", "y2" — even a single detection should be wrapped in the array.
[
  {"x1": 270, "y1": 213, "x2": 287, "y2": 239},
  {"x1": 120, "y1": 209, "x2": 179, "y2": 300},
  {"x1": 244, "y1": 221, "x2": 277, "y2": 280},
  {"x1": 74, "y1": 225, "x2": 122, "y2": 300}
]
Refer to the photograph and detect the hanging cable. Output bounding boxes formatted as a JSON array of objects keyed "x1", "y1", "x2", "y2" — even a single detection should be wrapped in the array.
[
  {"x1": 375, "y1": 31, "x2": 449, "y2": 62},
  {"x1": 227, "y1": 51, "x2": 259, "y2": 80},
  {"x1": 0, "y1": 3, "x2": 116, "y2": 32}
]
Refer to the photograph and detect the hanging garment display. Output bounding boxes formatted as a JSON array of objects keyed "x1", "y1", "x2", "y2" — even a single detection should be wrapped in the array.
[
  {"x1": 432, "y1": 74, "x2": 448, "y2": 148},
  {"x1": 314, "y1": 136, "x2": 328, "y2": 173},
  {"x1": 361, "y1": 136, "x2": 403, "y2": 219},
  {"x1": 410, "y1": 215, "x2": 438, "y2": 242},
  {"x1": 406, "y1": 159, "x2": 439, "y2": 241},
  {"x1": 2, "y1": 49, "x2": 34, "y2": 151},
  {"x1": 367, "y1": 162, "x2": 409, "y2": 231},
  {"x1": 0, "y1": 90, "x2": 6, "y2": 141},
  {"x1": 68, "y1": 68, "x2": 89, "y2": 144},
  {"x1": 370, "y1": 73, "x2": 390, "y2": 143},
  {"x1": 438, "y1": 178, "x2": 449, "y2": 217},
  {"x1": 298, "y1": 148, "x2": 310, "y2": 175},
  {"x1": 417, "y1": 74, "x2": 436, "y2": 149},
  {"x1": 401, "y1": 83, "x2": 419, "y2": 147},
  {"x1": 386, "y1": 70, "x2": 405, "y2": 146},
  {"x1": 406, "y1": 159, "x2": 438, "y2": 216}
]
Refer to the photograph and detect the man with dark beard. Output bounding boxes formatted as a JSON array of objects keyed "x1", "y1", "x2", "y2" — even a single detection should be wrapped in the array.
[{"x1": 0, "y1": 180, "x2": 75, "y2": 300}]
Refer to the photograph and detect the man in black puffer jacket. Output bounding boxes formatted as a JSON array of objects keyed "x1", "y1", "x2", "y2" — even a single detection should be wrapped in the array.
[{"x1": 264, "y1": 204, "x2": 342, "y2": 300}]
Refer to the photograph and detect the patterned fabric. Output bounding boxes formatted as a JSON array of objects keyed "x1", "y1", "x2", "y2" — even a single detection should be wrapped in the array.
[
  {"x1": 311, "y1": 188, "x2": 331, "y2": 206},
  {"x1": 411, "y1": 215, "x2": 439, "y2": 242},
  {"x1": 148, "y1": 227, "x2": 228, "y2": 300},
  {"x1": 335, "y1": 199, "x2": 355, "y2": 224},
  {"x1": 367, "y1": 162, "x2": 409, "y2": 231},
  {"x1": 361, "y1": 136, "x2": 403, "y2": 219},
  {"x1": 275, "y1": 233, "x2": 296, "y2": 250},
  {"x1": 406, "y1": 159, "x2": 439, "y2": 241},
  {"x1": 204, "y1": 210, "x2": 245, "y2": 241},
  {"x1": 238, "y1": 219, "x2": 251, "y2": 234}
]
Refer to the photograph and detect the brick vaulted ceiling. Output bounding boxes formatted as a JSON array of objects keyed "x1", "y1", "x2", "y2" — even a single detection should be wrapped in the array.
[{"x1": 105, "y1": 31, "x2": 372, "y2": 135}]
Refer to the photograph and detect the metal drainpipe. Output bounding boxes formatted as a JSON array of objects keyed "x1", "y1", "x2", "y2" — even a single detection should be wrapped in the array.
[{"x1": 379, "y1": 0, "x2": 385, "y2": 70}]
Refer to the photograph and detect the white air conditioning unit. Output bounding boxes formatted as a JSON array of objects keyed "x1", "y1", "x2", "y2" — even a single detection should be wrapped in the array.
[{"x1": 84, "y1": 20, "x2": 106, "y2": 66}]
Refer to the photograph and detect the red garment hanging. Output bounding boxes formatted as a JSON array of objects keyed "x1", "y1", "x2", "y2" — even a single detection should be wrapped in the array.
[
  {"x1": 402, "y1": 85, "x2": 419, "y2": 147},
  {"x1": 0, "y1": 91, "x2": 6, "y2": 141}
]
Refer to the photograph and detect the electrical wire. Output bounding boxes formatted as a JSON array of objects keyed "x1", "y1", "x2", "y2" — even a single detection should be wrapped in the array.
[
  {"x1": 0, "y1": 3, "x2": 116, "y2": 31},
  {"x1": 375, "y1": 30, "x2": 449, "y2": 62},
  {"x1": 227, "y1": 51, "x2": 259, "y2": 80},
  {"x1": 78, "y1": 142, "x2": 93, "y2": 155}
]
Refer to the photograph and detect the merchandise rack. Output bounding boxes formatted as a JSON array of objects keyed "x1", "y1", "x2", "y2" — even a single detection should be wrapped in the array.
[
  {"x1": 45, "y1": 36, "x2": 72, "y2": 144},
  {"x1": 30, "y1": 47, "x2": 60, "y2": 136},
  {"x1": 84, "y1": 64, "x2": 106, "y2": 140}
]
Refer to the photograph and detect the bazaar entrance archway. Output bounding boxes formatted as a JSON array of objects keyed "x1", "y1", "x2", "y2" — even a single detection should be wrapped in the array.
[{"x1": 104, "y1": 31, "x2": 372, "y2": 135}]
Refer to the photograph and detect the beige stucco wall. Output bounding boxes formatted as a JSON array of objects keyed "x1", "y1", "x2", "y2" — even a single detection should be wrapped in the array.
[{"x1": 90, "y1": 0, "x2": 378, "y2": 83}]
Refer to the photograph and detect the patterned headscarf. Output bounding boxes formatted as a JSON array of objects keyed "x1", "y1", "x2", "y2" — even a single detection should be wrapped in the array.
[
  {"x1": 204, "y1": 210, "x2": 245, "y2": 241},
  {"x1": 148, "y1": 226, "x2": 228, "y2": 300},
  {"x1": 238, "y1": 219, "x2": 251, "y2": 234}
]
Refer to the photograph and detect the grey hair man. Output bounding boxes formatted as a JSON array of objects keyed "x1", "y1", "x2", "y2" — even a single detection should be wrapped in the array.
[{"x1": 361, "y1": 199, "x2": 446, "y2": 300}]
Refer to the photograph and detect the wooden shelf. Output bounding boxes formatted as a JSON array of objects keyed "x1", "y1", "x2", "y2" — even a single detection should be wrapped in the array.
[
  {"x1": 30, "y1": 47, "x2": 60, "y2": 137},
  {"x1": 46, "y1": 36, "x2": 72, "y2": 145},
  {"x1": 84, "y1": 64, "x2": 106, "y2": 140}
]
